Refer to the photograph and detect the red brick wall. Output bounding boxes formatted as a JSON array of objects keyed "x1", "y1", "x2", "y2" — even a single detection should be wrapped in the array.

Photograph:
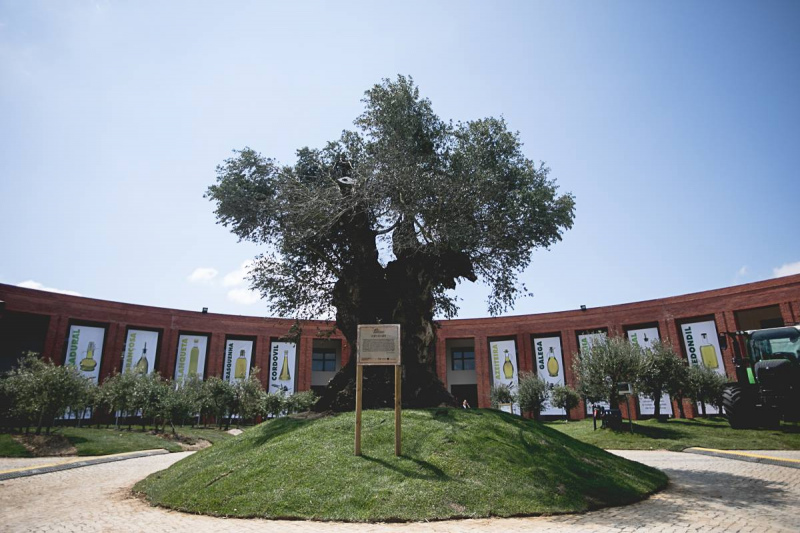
[{"x1": 2, "y1": 274, "x2": 799, "y2": 419}]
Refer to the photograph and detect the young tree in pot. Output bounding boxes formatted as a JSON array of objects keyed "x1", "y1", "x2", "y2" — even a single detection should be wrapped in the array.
[
  {"x1": 550, "y1": 384, "x2": 580, "y2": 421},
  {"x1": 206, "y1": 76, "x2": 575, "y2": 411},
  {"x1": 573, "y1": 336, "x2": 643, "y2": 411},
  {"x1": 517, "y1": 372, "x2": 549, "y2": 420},
  {"x1": 636, "y1": 340, "x2": 686, "y2": 420}
]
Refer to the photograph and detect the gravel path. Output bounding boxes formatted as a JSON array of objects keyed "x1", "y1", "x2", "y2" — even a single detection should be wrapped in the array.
[{"x1": 1, "y1": 450, "x2": 798, "y2": 532}]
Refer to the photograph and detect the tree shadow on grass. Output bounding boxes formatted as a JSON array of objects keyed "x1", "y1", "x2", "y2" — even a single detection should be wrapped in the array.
[
  {"x1": 251, "y1": 417, "x2": 313, "y2": 447},
  {"x1": 360, "y1": 454, "x2": 450, "y2": 481}
]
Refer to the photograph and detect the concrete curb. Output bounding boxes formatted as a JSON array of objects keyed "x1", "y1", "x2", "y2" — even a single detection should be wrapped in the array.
[
  {"x1": 684, "y1": 447, "x2": 800, "y2": 469},
  {"x1": 0, "y1": 449, "x2": 171, "y2": 481}
]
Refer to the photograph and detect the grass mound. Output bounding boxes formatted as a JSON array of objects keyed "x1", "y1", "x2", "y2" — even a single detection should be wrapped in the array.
[{"x1": 135, "y1": 409, "x2": 666, "y2": 522}]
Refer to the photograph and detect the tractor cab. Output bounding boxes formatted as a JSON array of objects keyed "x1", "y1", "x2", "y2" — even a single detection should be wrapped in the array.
[{"x1": 723, "y1": 325, "x2": 800, "y2": 428}]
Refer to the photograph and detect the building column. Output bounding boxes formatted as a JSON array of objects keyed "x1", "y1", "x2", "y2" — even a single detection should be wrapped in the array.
[
  {"x1": 716, "y1": 311, "x2": 737, "y2": 379},
  {"x1": 44, "y1": 314, "x2": 67, "y2": 363},
  {"x1": 474, "y1": 335, "x2": 490, "y2": 408},
  {"x1": 560, "y1": 329, "x2": 583, "y2": 420},
  {"x1": 255, "y1": 335, "x2": 270, "y2": 388},
  {"x1": 435, "y1": 335, "x2": 447, "y2": 387},
  {"x1": 296, "y1": 335, "x2": 314, "y2": 392},
  {"x1": 340, "y1": 338, "x2": 351, "y2": 367},
  {"x1": 517, "y1": 333, "x2": 532, "y2": 375},
  {"x1": 160, "y1": 328, "x2": 179, "y2": 380},
  {"x1": 207, "y1": 332, "x2": 226, "y2": 378},
  {"x1": 102, "y1": 323, "x2": 125, "y2": 379},
  {"x1": 780, "y1": 301, "x2": 797, "y2": 326}
]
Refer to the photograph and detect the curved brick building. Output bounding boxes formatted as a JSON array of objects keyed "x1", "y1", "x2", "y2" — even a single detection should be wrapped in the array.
[{"x1": 1, "y1": 275, "x2": 798, "y2": 419}]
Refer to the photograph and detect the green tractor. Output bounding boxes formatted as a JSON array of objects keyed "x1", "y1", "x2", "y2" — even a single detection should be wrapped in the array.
[{"x1": 722, "y1": 325, "x2": 800, "y2": 429}]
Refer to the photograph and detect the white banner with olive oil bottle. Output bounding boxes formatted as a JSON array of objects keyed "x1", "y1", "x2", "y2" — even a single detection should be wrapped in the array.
[
  {"x1": 489, "y1": 339, "x2": 520, "y2": 415},
  {"x1": 627, "y1": 327, "x2": 673, "y2": 416},
  {"x1": 579, "y1": 332, "x2": 611, "y2": 414},
  {"x1": 533, "y1": 336, "x2": 566, "y2": 415},
  {"x1": 268, "y1": 342, "x2": 297, "y2": 394},
  {"x1": 223, "y1": 339, "x2": 254, "y2": 382},
  {"x1": 681, "y1": 320, "x2": 724, "y2": 415},
  {"x1": 64, "y1": 325, "x2": 105, "y2": 383},
  {"x1": 121, "y1": 329, "x2": 159, "y2": 375},
  {"x1": 174, "y1": 334, "x2": 209, "y2": 382}
]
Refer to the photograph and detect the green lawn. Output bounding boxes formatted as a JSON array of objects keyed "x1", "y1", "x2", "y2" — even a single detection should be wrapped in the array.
[
  {"x1": 0, "y1": 426, "x2": 237, "y2": 457},
  {"x1": 0, "y1": 434, "x2": 33, "y2": 457},
  {"x1": 544, "y1": 417, "x2": 800, "y2": 452},
  {"x1": 135, "y1": 408, "x2": 667, "y2": 522}
]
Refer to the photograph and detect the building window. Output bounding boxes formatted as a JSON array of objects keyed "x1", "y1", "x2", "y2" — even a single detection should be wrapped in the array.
[
  {"x1": 312, "y1": 350, "x2": 337, "y2": 372},
  {"x1": 451, "y1": 349, "x2": 475, "y2": 371}
]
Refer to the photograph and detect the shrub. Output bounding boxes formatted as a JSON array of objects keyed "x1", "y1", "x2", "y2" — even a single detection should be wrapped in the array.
[
  {"x1": 687, "y1": 365, "x2": 728, "y2": 417},
  {"x1": 489, "y1": 383, "x2": 515, "y2": 409},
  {"x1": 573, "y1": 335, "x2": 643, "y2": 410},
  {"x1": 636, "y1": 340, "x2": 686, "y2": 419},
  {"x1": 3, "y1": 353, "x2": 90, "y2": 434},
  {"x1": 517, "y1": 372, "x2": 548, "y2": 419},
  {"x1": 286, "y1": 390, "x2": 317, "y2": 414},
  {"x1": 263, "y1": 392, "x2": 287, "y2": 418},
  {"x1": 550, "y1": 384, "x2": 580, "y2": 419}
]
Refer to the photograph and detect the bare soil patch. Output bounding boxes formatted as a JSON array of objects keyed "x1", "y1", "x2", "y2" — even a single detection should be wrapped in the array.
[{"x1": 14, "y1": 434, "x2": 77, "y2": 456}]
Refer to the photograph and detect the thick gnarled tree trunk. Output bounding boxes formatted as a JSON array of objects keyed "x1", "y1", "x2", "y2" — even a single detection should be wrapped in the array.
[{"x1": 313, "y1": 219, "x2": 474, "y2": 411}]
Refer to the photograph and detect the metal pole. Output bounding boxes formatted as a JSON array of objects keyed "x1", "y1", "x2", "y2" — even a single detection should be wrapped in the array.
[
  {"x1": 395, "y1": 365, "x2": 402, "y2": 456},
  {"x1": 355, "y1": 364, "x2": 363, "y2": 456}
]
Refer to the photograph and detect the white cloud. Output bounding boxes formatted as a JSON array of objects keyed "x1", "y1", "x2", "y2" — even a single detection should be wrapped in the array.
[
  {"x1": 737, "y1": 265, "x2": 748, "y2": 277},
  {"x1": 227, "y1": 288, "x2": 260, "y2": 305},
  {"x1": 187, "y1": 267, "x2": 218, "y2": 283},
  {"x1": 17, "y1": 280, "x2": 81, "y2": 297},
  {"x1": 223, "y1": 260, "x2": 254, "y2": 288},
  {"x1": 773, "y1": 261, "x2": 800, "y2": 278}
]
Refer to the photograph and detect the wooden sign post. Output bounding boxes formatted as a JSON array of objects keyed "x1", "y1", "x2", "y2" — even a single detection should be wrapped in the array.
[{"x1": 355, "y1": 324, "x2": 401, "y2": 457}]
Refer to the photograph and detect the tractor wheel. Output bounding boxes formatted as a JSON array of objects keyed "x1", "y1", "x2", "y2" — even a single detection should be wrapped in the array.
[{"x1": 723, "y1": 383, "x2": 755, "y2": 429}]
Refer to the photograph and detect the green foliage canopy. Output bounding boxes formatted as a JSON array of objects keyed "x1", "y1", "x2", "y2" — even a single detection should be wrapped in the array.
[{"x1": 206, "y1": 75, "x2": 575, "y2": 320}]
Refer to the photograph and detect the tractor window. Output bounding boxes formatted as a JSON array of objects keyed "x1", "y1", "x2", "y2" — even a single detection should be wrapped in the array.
[{"x1": 749, "y1": 330, "x2": 800, "y2": 363}]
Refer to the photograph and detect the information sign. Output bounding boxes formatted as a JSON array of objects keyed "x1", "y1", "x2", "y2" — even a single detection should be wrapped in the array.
[{"x1": 357, "y1": 324, "x2": 401, "y2": 365}]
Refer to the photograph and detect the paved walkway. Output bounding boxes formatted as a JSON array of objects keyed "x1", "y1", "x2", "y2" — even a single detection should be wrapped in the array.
[{"x1": 0, "y1": 450, "x2": 798, "y2": 532}]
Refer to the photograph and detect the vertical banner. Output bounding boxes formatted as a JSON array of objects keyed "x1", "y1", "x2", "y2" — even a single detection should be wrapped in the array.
[
  {"x1": 64, "y1": 325, "x2": 105, "y2": 384},
  {"x1": 579, "y1": 331, "x2": 611, "y2": 414},
  {"x1": 533, "y1": 336, "x2": 566, "y2": 415},
  {"x1": 627, "y1": 327, "x2": 673, "y2": 416},
  {"x1": 681, "y1": 320, "x2": 724, "y2": 414},
  {"x1": 268, "y1": 341, "x2": 297, "y2": 394},
  {"x1": 122, "y1": 329, "x2": 159, "y2": 375},
  {"x1": 489, "y1": 339, "x2": 520, "y2": 415},
  {"x1": 174, "y1": 334, "x2": 209, "y2": 382},
  {"x1": 223, "y1": 338, "x2": 254, "y2": 382}
]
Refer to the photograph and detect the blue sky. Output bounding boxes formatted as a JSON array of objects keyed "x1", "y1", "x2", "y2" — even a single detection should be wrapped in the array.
[{"x1": 1, "y1": 1, "x2": 798, "y2": 319}]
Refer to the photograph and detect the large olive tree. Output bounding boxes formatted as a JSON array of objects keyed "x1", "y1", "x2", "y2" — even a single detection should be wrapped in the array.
[{"x1": 207, "y1": 76, "x2": 575, "y2": 410}]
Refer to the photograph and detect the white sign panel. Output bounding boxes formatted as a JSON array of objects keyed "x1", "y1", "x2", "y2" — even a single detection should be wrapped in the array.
[
  {"x1": 627, "y1": 327, "x2": 673, "y2": 416},
  {"x1": 579, "y1": 332, "x2": 611, "y2": 414},
  {"x1": 174, "y1": 334, "x2": 208, "y2": 382},
  {"x1": 64, "y1": 325, "x2": 105, "y2": 384},
  {"x1": 681, "y1": 320, "x2": 724, "y2": 415},
  {"x1": 533, "y1": 336, "x2": 566, "y2": 415},
  {"x1": 268, "y1": 342, "x2": 297, "y2": 394},
  {"x1": 223, "y1": 339, "x2": 254, "y2": 382},
  {"x1": 490, "y1": 339, "x2": 520, "y2": 415},
  {"x1": 122, "y1": 329, "x2": 159, "y2": 375},
  {"x1": 357, "y1": 324, "x2": 401, "y2": 365}
]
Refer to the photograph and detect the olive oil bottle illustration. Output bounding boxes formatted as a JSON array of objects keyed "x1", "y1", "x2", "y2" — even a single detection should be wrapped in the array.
[
  {"x1": 700, "y1": 333, "x2": 718, "y2": 369},
  {"x1": 79, "y1": 341, "x2": 97, "y2": 372},
  {"x1": 279, "y1": 350, "x2": 291, "y2": 381},
  {"x1": 546, "y1": 347, "x2": 559, "y2": 377},
  {"x1": 134, "y1": 343, "x2": 149, "y2": 375},
  {"x1": 188, "y1": 339, "x2": 199, "y2": 377},
  {"x1": 502, "y1": 349, "x2": 514, "y2": 379},
  {"x1": 234, "y1": 349, "x2": 247, "y2": 379}
]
